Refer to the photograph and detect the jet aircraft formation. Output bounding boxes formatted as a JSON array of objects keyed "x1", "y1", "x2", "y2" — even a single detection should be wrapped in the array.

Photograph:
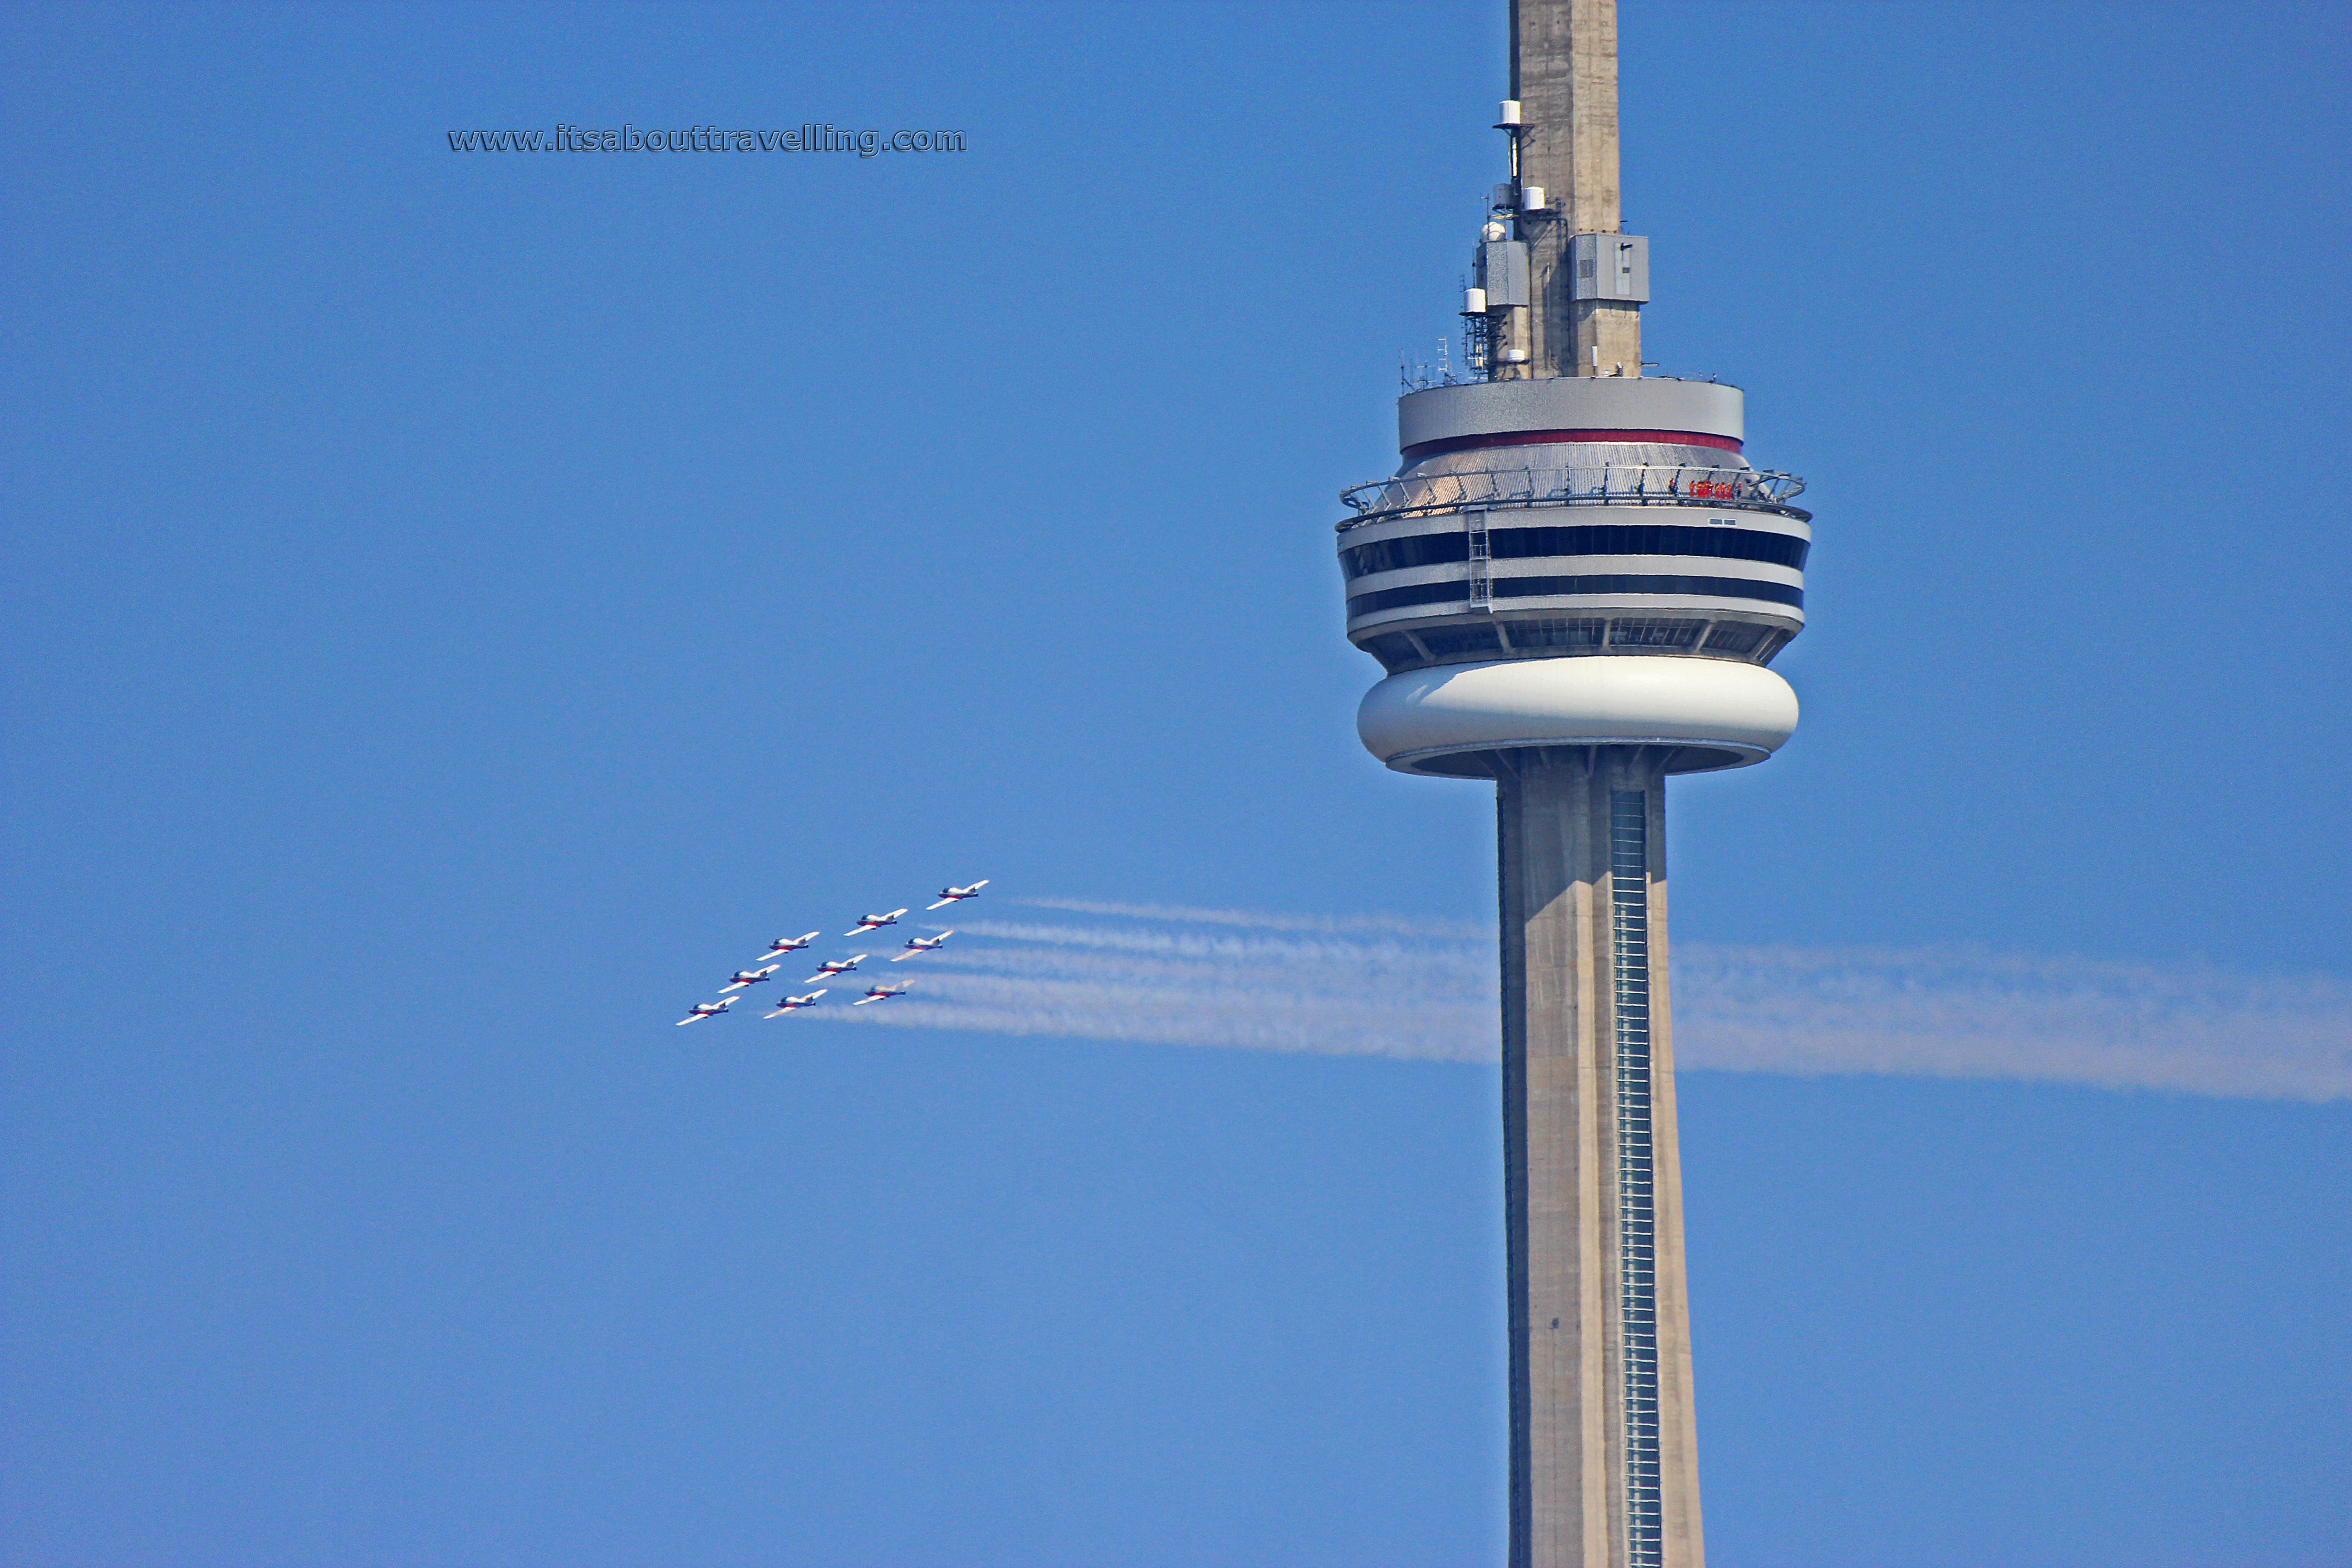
[{"x1": 675, "y1": 880, "x2": 988, "y2": 1026}]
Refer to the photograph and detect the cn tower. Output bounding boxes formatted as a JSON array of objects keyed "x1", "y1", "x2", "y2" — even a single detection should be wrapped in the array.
[{"x1": 1337, "y1": 4, "x2": 1808, "y2": 1564}]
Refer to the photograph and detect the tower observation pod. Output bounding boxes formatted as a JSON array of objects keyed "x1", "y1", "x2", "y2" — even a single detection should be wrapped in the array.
[{"x1": 1334, "y1": 6, "x2": 1809, "y2": 1566}]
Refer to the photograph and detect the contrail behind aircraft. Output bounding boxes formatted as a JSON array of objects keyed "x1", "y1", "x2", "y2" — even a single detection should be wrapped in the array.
[{"x1": 807, "y1": 902, "x2": 2352, "y2": 1103}]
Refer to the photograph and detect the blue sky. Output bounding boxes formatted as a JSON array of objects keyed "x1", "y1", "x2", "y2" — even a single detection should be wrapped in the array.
[{"x1": 4, "y1": 3, "x2": 2347, "y2": 1565}]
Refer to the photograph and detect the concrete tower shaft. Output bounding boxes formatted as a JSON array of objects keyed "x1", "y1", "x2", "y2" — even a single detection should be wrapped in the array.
[
  {"x1": 1506, "y1": 0, "x2": 1640, "y2": 379},
  {"x1": 1498, "y1": 749, "x2": 1701, "y2": 1568}
]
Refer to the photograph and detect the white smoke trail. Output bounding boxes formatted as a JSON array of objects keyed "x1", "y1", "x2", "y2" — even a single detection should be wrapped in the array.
[
  {"x1": 1013, "y1": 897, "x2": 1488, "y2": 941},
  {"x1": 808, "y1": 906, "x2": 2352, "y2": 1103},
  {"x1": 833, "y1": 920, "x2": 1494, "y2": 1061},
  {"x1": 1671, "y1": 945, "x2": 2352, "y2": 1102}
]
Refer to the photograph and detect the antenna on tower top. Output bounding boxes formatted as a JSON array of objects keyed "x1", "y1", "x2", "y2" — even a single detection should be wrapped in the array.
[{"x1": 1494, "y1": 0, "x2": 1644, "y2": 378}]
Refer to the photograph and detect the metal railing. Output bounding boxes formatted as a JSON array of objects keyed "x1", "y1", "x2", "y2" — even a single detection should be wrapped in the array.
[{"x1": 1339, "y1": 463, "x2": 1808, "y2": 528}]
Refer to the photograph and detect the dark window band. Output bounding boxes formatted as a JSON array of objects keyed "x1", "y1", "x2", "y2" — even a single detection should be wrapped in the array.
[
  {"x1": 1357, "y1": 617, "x2": 1794, "y2": 675},
  {"x1": 1346, "y1": 574, "x2": 1805, "y2": 617},
  {"x1": 1341, "y1": 522, "x2": 1808, "y2": 579}
]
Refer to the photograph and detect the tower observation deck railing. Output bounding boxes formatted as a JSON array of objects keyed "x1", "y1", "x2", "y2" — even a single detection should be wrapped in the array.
[{"x1": 1338, "y1": 464, "x2": 1809, "y2": 531}]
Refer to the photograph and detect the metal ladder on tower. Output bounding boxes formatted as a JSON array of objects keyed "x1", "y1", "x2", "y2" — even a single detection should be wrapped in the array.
[{"x1": 1467, "y1": 510, "x2": 1492, "y2": 611}]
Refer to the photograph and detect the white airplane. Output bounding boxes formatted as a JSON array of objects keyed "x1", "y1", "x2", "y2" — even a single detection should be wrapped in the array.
[
  {"x1": 892, "y1": 930, "x2": 954, "y2": 960},
  {"x1": 926, "y1": 880, "x2": 989, "y2": 910},
  {"x1": 764, "y1": 990, "x2": 827, "y2": 1017},
  {"x1": 853, "y1": 981, "x2": 910, "y2": 1005},
  {"x1": 843, "y1": 909, "x2": 909, "y2": 936},
  {"x1": 808, "y1": 954, "x2": 867, "y2": 982},
  {"x1": 676, "y1": 998, "x2": 735, "y2": 1025},
  {"x1": 719, "y1": 965, "x2": 780, "y2": 993},
  {"x1": 758, "y1": 932, "x2": 821, "y2": 960}
]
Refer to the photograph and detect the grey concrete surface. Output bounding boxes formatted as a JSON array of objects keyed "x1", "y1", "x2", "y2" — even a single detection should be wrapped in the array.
[
  {"x1": 1497, "y1": 746, "x2": 1704, "y2": 1568},
  {"x1": 1396, "y1": 377, "x2": 1744, "y2": 451},
  {"x1": 1509, "y1": 0, "x2": 1643, "y2": 380}
]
